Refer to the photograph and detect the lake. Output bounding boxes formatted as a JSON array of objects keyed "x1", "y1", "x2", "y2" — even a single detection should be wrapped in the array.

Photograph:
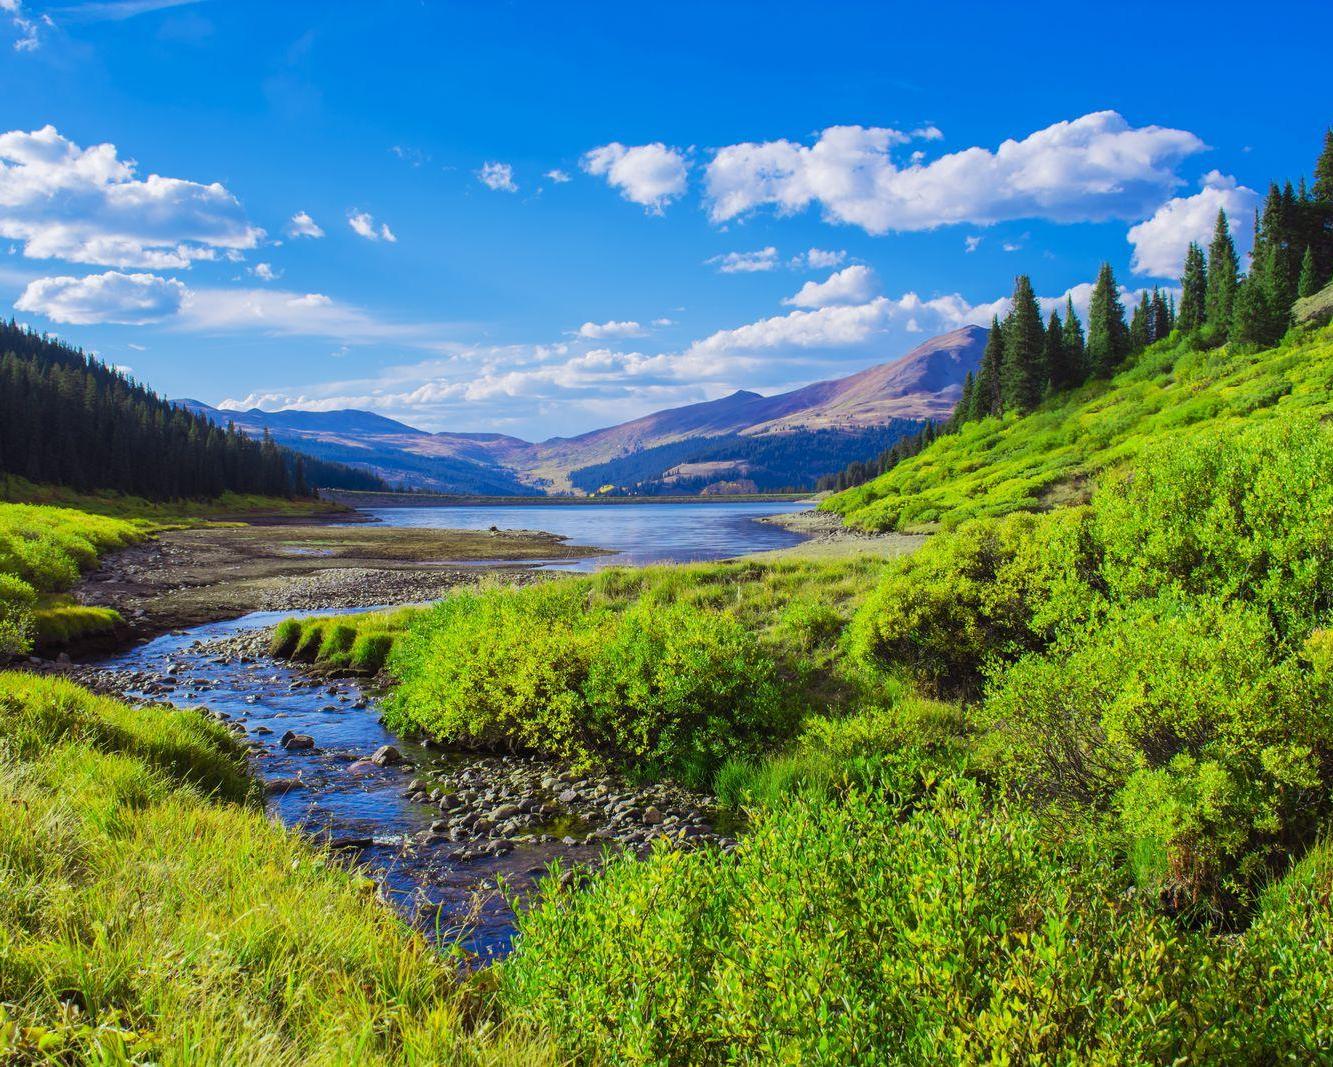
[{"x1": 356, "y1": 499, "x2": 814, "y2": 569}]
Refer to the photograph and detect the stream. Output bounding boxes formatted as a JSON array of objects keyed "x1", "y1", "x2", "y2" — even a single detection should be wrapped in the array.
[{"x1": 89, "y1": 502, "x2": 799, "y2": 959}]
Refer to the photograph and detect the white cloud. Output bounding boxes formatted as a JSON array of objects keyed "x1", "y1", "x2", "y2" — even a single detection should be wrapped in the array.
[
  {"x1": 477, "y1": 161, "x2": 517, "y2": 193},
  {"x1": 707, "y1": 247, "x2": 779, "y2": 273},
  {"x1": 576, "y1": 319, "x2": 646, "y2": 339},
  {"x1": 2, "y1": 0, "x2": 46, "y2": 51},
  {"x1": 1127, "y1": 170, "x2": 1258, "y2": 278},
  {"x1": 801, "y1": 248, "x2": 846, "y2": 270},
  {"x1": 964, "y1": 235, "x2": 983, "y2": 253},
  {"x1": 286, "y1": 210, "x2": 324, "y2": 238},
  {"x1": 0, "y1": 125, "x2": 263, "y2": 266},
  {"x1": 57, "y1": 0, "x2": 207, "y2": 22},
  {"x1": 348, "y1": 210, "x2": 396, "y2": 242},
  {"x1": 545, "y1": 168, "x2": 571, "y2": 183},
  {"x1": 15, "y1": 270, "x2": 187, "y2": 324},
  {"x1": 651, "y1": 317, "x2": 675, "y2": 327},
  {"x1": 250, "y1": 262, "x2": 280, "y2": 282},
  {"x1": 783, "y1": 264, "x2": 878, "y2": 308},
  {"x1": 581, "y1": 142, "x2": 688, "y2": 213},
  {"x1": 704, "y1": 111, "x2": 1206, "y2": 235}
]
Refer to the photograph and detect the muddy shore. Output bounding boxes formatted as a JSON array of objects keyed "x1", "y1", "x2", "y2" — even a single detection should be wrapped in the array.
[{"x1": 64, "y1": 520, "x2": 603, "y2": 654}]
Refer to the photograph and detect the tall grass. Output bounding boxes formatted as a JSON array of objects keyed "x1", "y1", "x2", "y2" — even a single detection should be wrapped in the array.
[{"x1": 0, "y1": 672, "x2": 544, "y2": 1064}]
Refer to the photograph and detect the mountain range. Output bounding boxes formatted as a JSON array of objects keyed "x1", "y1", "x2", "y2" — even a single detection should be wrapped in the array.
[{"x1": 178, "y1": 324, "x2": 986, "y2": 495}]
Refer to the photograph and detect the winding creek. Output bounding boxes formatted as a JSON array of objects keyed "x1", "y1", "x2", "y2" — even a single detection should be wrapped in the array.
[{"x1": 87, "y1": 501, "x2": 811, "y2": 960}]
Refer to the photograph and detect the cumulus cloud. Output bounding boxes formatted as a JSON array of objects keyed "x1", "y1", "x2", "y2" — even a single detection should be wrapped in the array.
[
  {"x1": 800, "y1": 248, "x2": 847, "y2": 270},
  {"x1": 545, "y1": 168, "x2": 571, "y2": 183},
  {"x1": 783, "y1": 264, "x2": 878, "y2": 308},
  {"x1": 250, "y1": 261, "x2": 280, "y2": 281},
  {"x1": 286, "y1": 210, "x2": 324, "y2": 238},
  {"x1": 576, "y1": 319, "x2": 646, "y2": 339},
  {"x1": 15, "y1": 270, "x2": 187, "y2": 324},
  {"x1": 1127, "y1": 170, "x2": 1258, "y2": 277},
  {"x1": 477, "y1": 161, "x2": 517, "y2": 192},
  {"x1": 0, "y1": 125, "x2": 263, "y2": 267},
  {"x1": 581, "y1": 142, "x2": 688, "y2": 213},
  {"x1": 348, "y1": 210, "x2": 396, "y2": 242},
  {"x1": 704, "y1": 111, "x2": 1206, "y2": 234},
  {"x1": 707, "y1": 247, "x2": 779, "y2": 273},
  {"x1": 964, "y1": 235, "x2": 983, "y2": 253}
]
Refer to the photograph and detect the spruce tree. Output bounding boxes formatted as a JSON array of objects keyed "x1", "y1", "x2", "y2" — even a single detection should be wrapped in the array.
[
  {"x1": 1061, "y1": 296, "x2": 1086, "y2": 383},
  {"x1": 971, "y1": 317, "x2": 1004, "y2": 419},
  {"x1": 1151, "y1": 287, "x2": 1173, "y2": 340},
  {"x1": 954, "y1": 371, "x2": 975, "y2": 426},
  {"x1": 1312, "y1": 129, "x2": 1333, "y2": 287},
  {"x1": 1085, "y1": 263, "x2": 1129, "y2": 378},
  {"x1": 1178, "y1": 241, "x2": 1207, "y2": 331},
  {"x1": 1043, "y1": 310, "x2": 1071, "y2": 392},
  {"x1": 1299, "y1": 245, "x2": 1320, "y2": 298},
  {"x1": 1000, "y1": 274, "x2": 1046, "y2": 412},
  {"x1": 1129, "y1": 291, "x2": 1152, "y2": 352},
  {"x1": 1205, "y1": 208, "x2": 1240, "y2": 333}
]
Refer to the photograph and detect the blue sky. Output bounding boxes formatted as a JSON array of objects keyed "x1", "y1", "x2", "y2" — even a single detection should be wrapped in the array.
[{"x1": 1, "y1": 0, "x2": 1329, "y2": 439}]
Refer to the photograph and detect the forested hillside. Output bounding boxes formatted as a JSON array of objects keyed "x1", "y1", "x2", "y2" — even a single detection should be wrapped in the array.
[
  {"x1": 826, "y1": 130, "x2": 1333, "y2": 528},
  {"x1": 0, "y1": 322, "x2": 385, "y2": 499}
]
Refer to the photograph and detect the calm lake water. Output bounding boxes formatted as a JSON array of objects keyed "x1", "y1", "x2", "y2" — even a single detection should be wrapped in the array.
[{"x1": 359, "y1": 500, "x2": 813, "y2": 569}]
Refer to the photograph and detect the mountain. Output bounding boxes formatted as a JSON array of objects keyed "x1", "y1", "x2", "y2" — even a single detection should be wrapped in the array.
[{"x1": 178, "y1": 325, "x2": 986, "y2": 495}]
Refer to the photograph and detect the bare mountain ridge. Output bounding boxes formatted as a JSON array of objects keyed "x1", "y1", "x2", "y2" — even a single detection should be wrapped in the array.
[{"x1": 180, "y1": 325, "x2": 986, "y2": 493}]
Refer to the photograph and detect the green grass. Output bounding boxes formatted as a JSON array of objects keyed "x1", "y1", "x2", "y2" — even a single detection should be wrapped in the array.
[
  {"x1": 0, "y1": 502, "x2": 144, "y2": 656},
  {"x1": 0, "y1": 671, "x2": 545, "y2": 1064},
  {"x1": 825, "y1": 324, "x2": 1333, "y2": 531}
]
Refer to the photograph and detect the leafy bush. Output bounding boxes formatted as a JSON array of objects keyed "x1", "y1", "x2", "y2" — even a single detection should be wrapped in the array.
[
  {"x1": 349, "y1": 631, "x2": 395, "y2": 674},
  {"x1": 501, "y1": 777, "x2": 1211, "y2": 1064}
]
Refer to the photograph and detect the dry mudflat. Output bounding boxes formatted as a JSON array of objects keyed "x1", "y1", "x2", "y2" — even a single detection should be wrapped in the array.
[{"x1": 73, "y1": 520, "x2": 602, "y2": 645}]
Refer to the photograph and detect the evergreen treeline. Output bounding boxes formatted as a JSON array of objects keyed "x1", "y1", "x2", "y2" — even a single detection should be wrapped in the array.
[
  {"x1": 819, "y1": 130, "x2": 1333, "y2": 495},
  {"x1": 0, "y1": 321, "x2": 386, "y2": 499}
]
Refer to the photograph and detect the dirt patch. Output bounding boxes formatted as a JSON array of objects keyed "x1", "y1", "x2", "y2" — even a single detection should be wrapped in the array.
[
  {"x1": 70, "y1": 522, "x2": 603, "y2": 651},
  {"x1": 751, "y1": 508, "x2": 927, "y2": 561}
]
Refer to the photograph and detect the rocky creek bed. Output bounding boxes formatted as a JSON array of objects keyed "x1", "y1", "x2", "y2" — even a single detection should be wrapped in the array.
[{"x1": 40, "y1": 611, "x2": 733, "y2": 960}]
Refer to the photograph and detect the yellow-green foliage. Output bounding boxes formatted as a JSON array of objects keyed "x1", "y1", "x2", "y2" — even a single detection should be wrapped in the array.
[
  {"x1": 272, "y1": 606, "x2": 423, "y2": 674},
  {"x1": 31, "y1": 602, "x2": 122, "y2": 644},
  {"x1": 0, "y1": 503, "x2": 141, "y2": 655},
  {"x1": 852, "y1": 417, "x2": 1333, "y2": 910},
  {"x1": 826, "y1": 326, "x2": 1333, "y2": 531},
  {"x1": 0, "y1": 672, "x2": 543, "y2": 1064},
  {"x1": 501, "y1": 769, "x2": 1333, "y2": 1063}
]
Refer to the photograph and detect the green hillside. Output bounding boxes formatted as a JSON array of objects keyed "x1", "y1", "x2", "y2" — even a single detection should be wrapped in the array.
[{"x1": 825, "y1": 321, "x2": 1333, "y2": 531}]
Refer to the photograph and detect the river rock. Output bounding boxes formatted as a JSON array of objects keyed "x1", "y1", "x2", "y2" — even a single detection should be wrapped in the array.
[
  {"x1": 643, "y1": 806, "x2": 664, "y2": 825},
  {"x1": 280, "y1": 731, "x2": 315, "y2": 750},
  {"x1": 370, "y1": 744, "x2": 402, "y2": 766}
]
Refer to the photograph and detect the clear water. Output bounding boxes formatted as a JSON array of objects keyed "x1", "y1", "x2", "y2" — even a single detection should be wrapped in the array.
[{"x1": 357, "y1": 500, "x2": 813, "y2": 569}]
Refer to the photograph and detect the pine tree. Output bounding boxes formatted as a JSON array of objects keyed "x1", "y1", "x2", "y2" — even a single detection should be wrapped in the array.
[
  {"x1": 1000, "y1": 275, "x2": 1046, "y2": 412},
  {"x1": 1178, "y1": 241, "x2": 1207, "y2": 331},
  {"x1": 1205, "y1": 208, "x2": 1240, "y2": 333},
  {"x1": 1151, "y1": 287, "x2": 1173, "y2": 340},
  {"x1": 1312, "y1": 129, "x2": 1333, "y2": 288},
  {"x1": 1299, "y1": 245, "x2": 1320, "y2": 298},
  {"x1": 1061, "y1": 296, "x2": 1086, "y2": 384},
  {"x1": 1086, "y1": 263, "x2": 1129, "y2": 378},
  {"x1": 971, "y1": 317, "x2": 1004, "y2": 419},
  {"x1": 954, "y1": 371, "x2": 975, "y2": 426},
  {"x1": 1043, "y1": 310, "x2": 1072, "y2": 392},
  {"x1": 1129, "y1": 291, "x2": 1152, "y2": 352}
]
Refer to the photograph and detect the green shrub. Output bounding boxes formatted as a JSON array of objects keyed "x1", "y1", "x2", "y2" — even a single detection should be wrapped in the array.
[
  {"x1": 500, "y1": 777, "x2": 1208, "y2": 1064},
  {"x1": 0, "y1": 572, "x2": 36, "y2": 656},
  {"x1": 581, "y1": 601, "x2": 785, "y2": 784},
  {"x1": 849, "y1": 507, "x2": 1103, "y2": 694},
  {"x1": 316, "y1": 621, "x2": 358, "y2": 665}
]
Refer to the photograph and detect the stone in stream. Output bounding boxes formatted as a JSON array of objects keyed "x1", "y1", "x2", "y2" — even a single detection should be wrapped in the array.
[
  {"x1": 346, "y1": 759, "x2": 378, "y2": 774},
  {"x1": 280, "y1": 731, "x2": 315, "y2": 750},
  {"x1": 266, "y1": 777, "x2": 304, "y2": 794},
  {"x1": 370, "y1": 744, "x2": 402, "y2": 766}
]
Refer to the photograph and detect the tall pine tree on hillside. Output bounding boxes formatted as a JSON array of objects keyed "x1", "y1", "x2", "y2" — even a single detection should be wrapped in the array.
[
  {"x1": 1129, "y1": 291, "x2": 1152, "y2": 352},
  {"x1": 1000, "y1": 275, "x2": 1046, "y2": 412},
  {"x1": 1151, "y1": 287, "x2": 1174, "y2": 341},
  {"x1": 1061, "y1": 296, "x2": 1086, "y2": 384},
  {"x1": 1312, "y1": 129, "x2": 1333, "y2": 288},
  {"x1": 1178, "y1": 242, "x2": 1207, "y2": 331},
  {"x1": 1300, "y1": 245, "x2": 1320, "y2": 298},
  {"x1": 970, "y1": 317, "x2": 1004, "y2": 420},
  {"x1": 1205, "y1": 209, "x2": 1240, "y2": 333},
  {"x1": 1085, "y1": 263, "x2": 1129, "y2": 378},
  {"x1": 1043, "y1": 310, "x2": 1072, "y2": 392}
]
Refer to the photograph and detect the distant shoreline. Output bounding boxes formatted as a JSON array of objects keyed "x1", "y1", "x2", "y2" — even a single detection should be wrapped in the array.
[{"x1": 320, "y1": 489, "x2": 816, "y2": 509}]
